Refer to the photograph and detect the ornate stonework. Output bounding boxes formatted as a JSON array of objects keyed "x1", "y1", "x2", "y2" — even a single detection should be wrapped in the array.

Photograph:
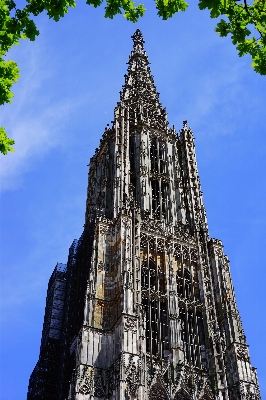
[{"x1": 27, "y1": 30, "x2": 261, "y2": 400}]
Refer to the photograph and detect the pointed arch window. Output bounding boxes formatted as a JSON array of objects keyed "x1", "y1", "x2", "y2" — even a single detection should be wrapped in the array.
[
  {"x1": 174, "y1": 388, "x2": 192, "y2": 400},
  {"x1": 199, "y1": 393, "x2": 214, "y2": 400},
  {"x1": 129, "y1": 135, "x2": 135, "y2": 171},
  {"x1": 150, "y1": 137, "x2": 159, "y2": 172},
  {"x1": 141, "y1": 244, "x2": 169, "y2": 360},
  {"x1": 129, "y1": 136, "x2": 137, "y2": 198},
  {"x1": 159, "y1": 140, "x2": 166, "y2": 173},
  {"x1": 151, "y1": 179, "x2": 169, "y2": 220},
  {"x1": 149, "y1": 383, "x2": 169, "y2": 400},
  {"x1": 151, "y1": 179, "x2": 160, "y2": 216},
  {"x1": 150, "y1": 137, "x2": 167, "y2": 174}
]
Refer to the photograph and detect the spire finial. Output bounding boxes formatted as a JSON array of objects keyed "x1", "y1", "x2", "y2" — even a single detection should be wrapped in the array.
[{"x1": 131, "y1": 29, "x2": 145, "y2": 52}]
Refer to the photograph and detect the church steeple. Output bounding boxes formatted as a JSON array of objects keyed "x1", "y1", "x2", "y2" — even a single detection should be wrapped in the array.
[
  {"x1": 120, "y1": 29, "x2": 168, "y2": 129},
  {"x1": 27, "y1": 31, "x2": 261, "y2": 400}
]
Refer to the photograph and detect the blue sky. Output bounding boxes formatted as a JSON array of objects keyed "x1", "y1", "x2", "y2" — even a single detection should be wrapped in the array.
[{"x1": 0, "y1": 1, "x2": 266, "y2": 398}]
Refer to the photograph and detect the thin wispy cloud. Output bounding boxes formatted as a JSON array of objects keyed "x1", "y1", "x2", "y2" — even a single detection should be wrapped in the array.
[
  {"x1": 180, "y1": 62, "x2": 247, "y2": 132},
  {"x1": 0, "y1": 100, "x2": 77, "y2": 192},
  {"x1": 0, "y1": 37, "x2": 90, "y2": 192}
]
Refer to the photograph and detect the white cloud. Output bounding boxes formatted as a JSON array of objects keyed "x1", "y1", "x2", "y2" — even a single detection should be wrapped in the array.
[
  {"x1": 0, "y1": 34, "x2": 89, "y2": 192},
  {"x1": 0, "y1": 101, "x2": 72, "y2": 191}
]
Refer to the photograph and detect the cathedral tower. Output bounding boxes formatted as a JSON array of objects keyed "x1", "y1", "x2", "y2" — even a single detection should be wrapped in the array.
[{"x1": 28, "y1": 30, "x2": 261, "y2": 400}]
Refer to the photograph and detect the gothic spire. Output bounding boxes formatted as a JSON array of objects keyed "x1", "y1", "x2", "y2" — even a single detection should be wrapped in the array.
[
  {"x1": 131, "y1": 29, "x2": 146, "y2": 58},
  {"x1": 120, "y1": 29, "x2": 168, "y2": 128}
]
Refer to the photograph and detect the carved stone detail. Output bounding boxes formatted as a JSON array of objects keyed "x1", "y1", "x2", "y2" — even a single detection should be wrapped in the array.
[
  {"x1": 78, "y1": 367, "x2": 93, "y2": 395},
  {"x1": 125, "y1": 357, "x2": 140, "y2": 394},
  {"x1": 124, "y1": 316, "x2": 137, "y2": 332}
]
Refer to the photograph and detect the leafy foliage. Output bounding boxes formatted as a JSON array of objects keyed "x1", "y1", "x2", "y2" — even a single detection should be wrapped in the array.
[
  {"x1": 155, "y1": 0, "x2": 188, "y2": 19},
  {"x1": 0, "y1": 126, "x2": 15, "y2": 154},
  {"x1": 199, "y1": 0, "x2": 266, "y2": 74},
  {"x1": 0, "y1": 56, "x2": 19, "y2": 105},
  {"x1": 86, "y1": 0, "x2": 146, "y2": 21},
  {"x1": 0, "y1": 0, "x2": 265, "y2": 154},
  {"x1": 0, "y1": 0, "x2": 76, "y2": 154}
]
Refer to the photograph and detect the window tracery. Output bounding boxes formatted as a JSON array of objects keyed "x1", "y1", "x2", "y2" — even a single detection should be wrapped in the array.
[
  {"x1": 149, "y1": 383, "x2": 169, "y2": 400},
  {"x1": 174, "y1": 388, "x2": 192, "y2": 400}
]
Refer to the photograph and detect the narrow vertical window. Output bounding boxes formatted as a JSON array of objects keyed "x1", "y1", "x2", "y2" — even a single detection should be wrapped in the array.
[
  {"x1": 129, "y1": 136, "x2": 135, "y2": 171},
  {"x1": 129, "y1": 136, "x2": 136, "y2": 198},
  {"x1": 161, "y1": 182, "x2": 168, "y2": 218},
  {"x1": 159, "y1": 141, "x2": 166, "y2": 173},
  {"x1": 150, "y1": 137, "x2": 158, "y2": 172},
  {"x1": 151, "y1": 180, "x2": 160, "y2": 216}
]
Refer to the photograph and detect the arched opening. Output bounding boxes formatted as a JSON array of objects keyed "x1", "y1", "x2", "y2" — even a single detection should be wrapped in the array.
[
  {"x1": 174, "y1": 388, "x2": 192, "y2": 400},
  {"x1": 149, "y1": 383, "x2": 169, "y2": 400},
  {"x1": 199, "y1": 394, "x2": 213, "y2": 400},
  {"x1": 141, "y1": 256, "x2": 168, "y2": 357}
]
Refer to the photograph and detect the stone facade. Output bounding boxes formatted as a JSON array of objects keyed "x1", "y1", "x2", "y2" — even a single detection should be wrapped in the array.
[{"x1": 27, "y1": 30, "x2": 261, "y2": 400}]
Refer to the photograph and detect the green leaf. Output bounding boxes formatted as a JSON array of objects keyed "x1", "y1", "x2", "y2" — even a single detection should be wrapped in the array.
[
  {"x1": 156, "y1": 0, "x2": 188, "y2": 20},
  {"x1": 0, "y1": 56, "x2": 20, "y2": 105},
  {"x1": 86, "y1": 0, "x2": 104, "y2": 7},
  {"x1": 0, "y1": 126, "x2": 15, "y2": 155}
]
